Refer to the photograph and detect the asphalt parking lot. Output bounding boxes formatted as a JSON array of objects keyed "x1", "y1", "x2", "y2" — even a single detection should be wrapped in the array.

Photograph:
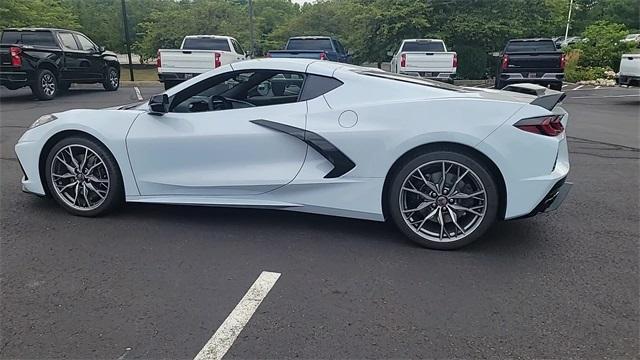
[{"x1": 1, "y1": 84, "x2": 638, "y2": 359}]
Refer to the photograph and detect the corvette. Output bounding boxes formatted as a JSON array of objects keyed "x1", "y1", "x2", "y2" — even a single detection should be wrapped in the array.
[{"x1": 15, "y1": 58, "x2": 571, "y2": 249}]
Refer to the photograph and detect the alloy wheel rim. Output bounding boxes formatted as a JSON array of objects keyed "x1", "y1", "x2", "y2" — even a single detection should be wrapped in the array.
[
  {"x1": 109, "y1": 70, "x2": 119, "y2": 87},
  {"x1": 399, "y1": 160, "x2": 487, "y2": 242},
  {"x1": 50, "y1": 145, "x2": 110, "y2": 211},
  {"x1": 41, "y1": 74, "x2": 56, "y2": 96}
]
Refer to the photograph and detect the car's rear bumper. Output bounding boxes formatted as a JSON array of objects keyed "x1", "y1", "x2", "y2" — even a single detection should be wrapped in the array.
[
  {"x1": 512, "y1": 178, "x2": 572, "y2": 219},
  {"x1": 400, "y1": 71, "x2": 455, "y2": 83},
  {"x1": 618, "y1": 75, "x2": 640, "y2": 86},
  {"x1": 500, "y1": 72, "x2": 564, "y2": 86},
  {"x1": 158, "y1": 72, "x2": 201, "y2": 83},
  {"x1": 0, "y1": 71, "x2": 29, "y2": 88}
]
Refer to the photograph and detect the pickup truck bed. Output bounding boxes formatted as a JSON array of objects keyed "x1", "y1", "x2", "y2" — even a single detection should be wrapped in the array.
[
  {"x1": 390, "y1": 39, "x2": 456, "y2": 83},
  {"x1": 619, "y1": 53, "x2": 640, "y2": 87},
  {"x1": 267, "y1": 36, "x2": 351, "y2": 63}
]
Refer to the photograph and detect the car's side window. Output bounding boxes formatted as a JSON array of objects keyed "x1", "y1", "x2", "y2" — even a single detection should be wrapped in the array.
[
  {"x1": 231, "y1": 39, "x2": 245, "y2": 55},
  {"x1": 76, "y1": 34, "x2": 97, "y2": 52},
  {"x1": 170, "y1": 70, "x2": 306, "y2": 113},
  {"x1": 299, "y1": 74, "x2": 343, "y2": 101},
  {"x1": 58, "y1": 32, "x2": 79, "y2": 50}
]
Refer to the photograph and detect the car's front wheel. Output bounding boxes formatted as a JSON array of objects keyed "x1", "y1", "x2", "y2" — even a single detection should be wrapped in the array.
[
  {"x1": 45, "y1": 136, "x2": 124, "y2": 216},
  {"x1": 103, "y1": 66, "x2": 120, "y2": 91},
  {"x1": 388, "y1": 150, "x2": 499, "y2": 250}
]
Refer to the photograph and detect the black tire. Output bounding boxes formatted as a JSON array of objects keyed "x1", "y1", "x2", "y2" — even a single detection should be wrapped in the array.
[
  {"x1": 549, "y1": 82, "x2": 562, "y2": 91},
  {"x1": 45, "y1": 136, "x2": 124, "y2": 217},
  {"x1": 59, "y1": 81, "x2": 71, "y2": 92},
  {"x1": 495, "y1": 79, "x2": 506, "y2": 89},
  {"x1": 103, "y1": 66, "x2": 120, "y2": 91},
  {"x1": 387, "y1": 150, "x2": 499, "y2": 250},
  {"x1": 30, "y1": 69, "x2": 58, "y2": 100},
  {"x1": 163, "y1": 81, "x2": 180, "y2": 90}
]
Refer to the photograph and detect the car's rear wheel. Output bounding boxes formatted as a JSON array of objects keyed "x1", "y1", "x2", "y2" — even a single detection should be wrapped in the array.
[
  {"x1": 31, "y1": 69, "x2": 58, "y2": 100},
  {"x1": 388, "y1": 150, "x2": 499, "y2": 250},
  {"x1": 45, "y1": 137, "x2": 124, "y2": 217},
  {"x1": 103, "y1": 66, "x2": 120, "y2": 91}
]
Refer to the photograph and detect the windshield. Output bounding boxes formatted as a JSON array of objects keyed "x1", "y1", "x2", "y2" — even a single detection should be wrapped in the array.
[
  {"x1": 401, "y1": 41, "x2": 445, "y2": 52},
  {"x1": 182, "y1": 37, "x2": 231, "y2": 51},
  {"x1": 506, "y1": 40, "x2": 556, "y2": 52},
  {"x1": 287, "y1": 39, "x2": 333, "y2": 52}
]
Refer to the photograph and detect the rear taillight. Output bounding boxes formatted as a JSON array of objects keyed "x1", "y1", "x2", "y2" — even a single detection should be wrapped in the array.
[
  {"x1": 156, "y1": 50, "x2": 161, "y2": 68},
  {"x1": 452, "y1": 52, "x2": 458, "y2": 68},
  {"x1": 319, "y1": 52, "x2": 327, "y2": 60},
  {"x1": 400, "y1": 53, "x2": 406, "y2": 67},
  {"x1": 501, "y1": 54, "x2": 509, "y2": 70},
  {"x1": 10, "y1": 46, "x2": 21, "y2": 68},
  {"x1": 560, "y1": 53, "x2": 566, "y2": 69},
  {"x1": 214, "y1": 52, "x2": 221, "y2": 68},
  {"x1": 514, "y1": 115, "x2": 564, "y2": 136}
]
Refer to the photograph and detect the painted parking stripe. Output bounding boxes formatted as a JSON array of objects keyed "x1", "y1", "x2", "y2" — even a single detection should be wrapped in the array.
[
  {"x1": 569, "y1": 94, "x2": 639, "y2": 99},
  {"x1": 193, "y1": 271, "x2": 281, "y2": 360},
  {"x1": 134, "y1": 86, "x2": 143, "y2": 101},
  {"x1": 573, "y1": 85, "x2": 584, "y2": 90},
  {"x1": 594, "y1": 86, "x2": 601, "y2": 89}
]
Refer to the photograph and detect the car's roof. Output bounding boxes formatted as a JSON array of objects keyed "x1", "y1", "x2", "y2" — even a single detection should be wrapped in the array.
[
  {"x1": 508, "y1": 38, "x2": 554, "y2": 42},
  {"x1": 289, "y1": 36, "x2": 333, "y2": 40},
  {"x1": 3, "y1": 28, "x2": 73, "y2": 32},
  {"x1": 184, "y1": 35, "x2": 234, "y2": 39}
]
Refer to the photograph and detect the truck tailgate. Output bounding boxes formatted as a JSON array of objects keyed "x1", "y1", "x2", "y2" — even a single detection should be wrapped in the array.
[
  {"x1": 268, "y1": 50, "x2": 325, "y2": 60},
  {"x1": 158, "y1": 49, "x2": 224, "y2": 73},
  {"x1": 506, "y1": 52, "x2": 562, "y2": 72},
  {"x1": 620, "y1": 54, "x2": 640, "y2": 76},
  {"x1": 402, "y1": 52, "x2": 455, "y2": 73}
]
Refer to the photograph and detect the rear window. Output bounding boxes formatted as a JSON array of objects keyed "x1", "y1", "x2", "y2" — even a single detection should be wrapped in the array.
[
  {"x1": 506, "y1": 40, "x2": 556, "y2": 53},
  {"x1": 182, "y1": 38, "x2": 231, "y2": 51},
  {"x1": 357, "y1": 70, "x2": 463, "y2": 92},
  {"x1": 1, "y1": 31, "x2": 56, "y2": 47},
  {"x1": 287, "y1": 39, "x2": 334, "y2": 52},
  {"x1": 401, "y1": 41, "x2": 445, "y2": 52}
]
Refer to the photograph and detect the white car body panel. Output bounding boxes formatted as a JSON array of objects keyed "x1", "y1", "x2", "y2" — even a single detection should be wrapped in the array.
[{"x1": 15, "y1": 58, "x2": 570, "y2": 222}]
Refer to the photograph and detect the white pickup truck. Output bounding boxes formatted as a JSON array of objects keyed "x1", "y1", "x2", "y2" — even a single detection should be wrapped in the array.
[
  {"x1": 390, "y1": 39, "x2": 457, "y2": 83},
  {"x1": 618, "y1": 53, "x2": 640, "y2": 87},
  {"x1": 157, "y1": 35, "x2": 246, "y2": 89}
]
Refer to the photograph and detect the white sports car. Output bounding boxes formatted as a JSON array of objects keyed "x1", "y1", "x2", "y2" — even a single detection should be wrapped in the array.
[{"x1": 15, "y1": 59, "x2": 571, "y2": 249}]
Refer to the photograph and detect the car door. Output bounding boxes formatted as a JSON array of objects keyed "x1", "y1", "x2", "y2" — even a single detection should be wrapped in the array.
[
  {"x1": 126, "y1": 69, "x2": 309, "y2": 196},
  {"x1": 74, "y1": 33, "x2": 103, "y2": 79},
  {"x1": 56, "y1": 32, "x2": 99, "y2": 81}
]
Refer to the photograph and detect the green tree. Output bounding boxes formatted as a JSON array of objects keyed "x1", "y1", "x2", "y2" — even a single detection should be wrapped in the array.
[
  {"x1": 0, "y1": 0, "x2": 79, "y2": 29},
  {"x1": 574, "y1": 21, "x2": 633, "y2": 70}
]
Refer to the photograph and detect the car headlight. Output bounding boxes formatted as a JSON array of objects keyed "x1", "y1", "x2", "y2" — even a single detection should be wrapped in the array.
[{"x1": 29, "y1": 114, "x2": 57, "y2": 129}]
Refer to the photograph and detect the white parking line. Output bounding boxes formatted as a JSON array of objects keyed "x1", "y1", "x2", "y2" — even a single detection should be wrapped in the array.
[
  {"x1": 569, "y1": 94, "x2": 639, "y2": 99},
  {"x1": 134, "y1": 86, "x2": 143, "y2": 101},
  {"x1": 573, "y1": 85, "x2": 584, "y2": 90},
  {"x1": 594, "y1": 86, "x2": 601, "y2": 89},
  {"x1": 193, "y1": 271, "x2": 281, "y2": 360}
]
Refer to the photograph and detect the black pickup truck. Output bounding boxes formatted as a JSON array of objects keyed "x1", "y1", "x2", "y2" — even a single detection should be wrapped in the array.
[
  {"x1": 495, "y1": 38, "x2": 565, "y2": 90},
  {"x1": 0, "y1": 28, "x2": 120, "y2": 100},
  {"x1": 268, "y1": 36, "x2": 352, "y2": 63}
]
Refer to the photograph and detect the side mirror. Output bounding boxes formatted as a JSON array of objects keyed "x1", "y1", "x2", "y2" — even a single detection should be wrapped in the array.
[
  {"x1": 98, "y1": 46, "x2": 105, "y2": 53},
  {"x1": 148, "y1": 94, "x2": 169, "y2": 115}
]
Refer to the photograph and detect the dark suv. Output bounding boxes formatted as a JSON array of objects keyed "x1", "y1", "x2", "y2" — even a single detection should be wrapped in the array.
[{"x1": 0, "y1": 28, "x2": 120, "y2": 100}]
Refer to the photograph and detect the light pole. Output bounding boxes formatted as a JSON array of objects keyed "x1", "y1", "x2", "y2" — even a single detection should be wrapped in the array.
[
  {"x1": 121, "y1": 0, "x2": 135, "y2": 81},
  {"x1": 249, "y1": 0, "x2": 256, "y2": 57},
  {"x1": 564, "y1": 0, "x2": 574, "y2": 41}
]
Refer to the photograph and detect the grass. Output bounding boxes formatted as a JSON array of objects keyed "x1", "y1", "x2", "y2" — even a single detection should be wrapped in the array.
[{"x1": 120, "y1": 66, "x2": 158, "y2": 81}]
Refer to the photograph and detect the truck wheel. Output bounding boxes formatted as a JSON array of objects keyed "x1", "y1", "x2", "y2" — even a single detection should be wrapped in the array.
[
  {"x1": 549, "y1": 83, "x2": 562, "y2": 91},
  {"x1": 163, "y1": 81, "x2": 177, "y2": 90},
  {"x1": 31, "y1": 69, "x2": 58, "y2": 100},
  {"x1": 103, "y1": 66, "x2": 119, "y2": 91},
  {"x1": 59, "y1": 81, "x2": 71, "y2": 92}
]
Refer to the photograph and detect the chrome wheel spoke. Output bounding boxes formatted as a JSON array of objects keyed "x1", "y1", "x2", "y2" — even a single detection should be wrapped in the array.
[
  {"x1": 447, "y1": 206, "x2": 466, "y2": 235},
  {"x1": 449, "y1": 204, "x2": 484, "y2": 216},
  {"x1": 417, "y1": 168, "x2": 439, "y2": 194},
  {"x1": 437, "y1": 208, "x2": 445, "y2": 240},
  {"x1": 86, "y1": 182, "x2": 106, "y2": 199},
  {"x1": 450, "y1": 190, "x2": 484, "y2": 200},
  {"x1": 402, "y1": 187, "x2": 433, "y2": 200},
  {"x1": 82, "y1": 183, "x2": 90, "y2": 207},
  {"x1": 402, "y1": 201, "x2": 432, "y2": 214},
  {"x1": 52, "y1": 172, "x2": 75, "y2": 179},
  {"x1": 56, "y1": 181, "x2": 78, "y2": 192},
  {"x1": 55, "y1": 155, "x2": 76, "y2": 174},
  {"x1": 86, "y1": 175, "x2": 108, "y2": 183}
]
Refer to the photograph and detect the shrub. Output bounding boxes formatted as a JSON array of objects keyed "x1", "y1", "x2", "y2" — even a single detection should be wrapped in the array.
[{"x1": 572, "y1": 21, "x2": 634, "y2": 71}]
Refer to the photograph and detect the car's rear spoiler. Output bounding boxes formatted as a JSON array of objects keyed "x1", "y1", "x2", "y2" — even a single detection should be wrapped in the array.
[{"x1": 502, "y1": 83, "x2": 566, "y2": 110}]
